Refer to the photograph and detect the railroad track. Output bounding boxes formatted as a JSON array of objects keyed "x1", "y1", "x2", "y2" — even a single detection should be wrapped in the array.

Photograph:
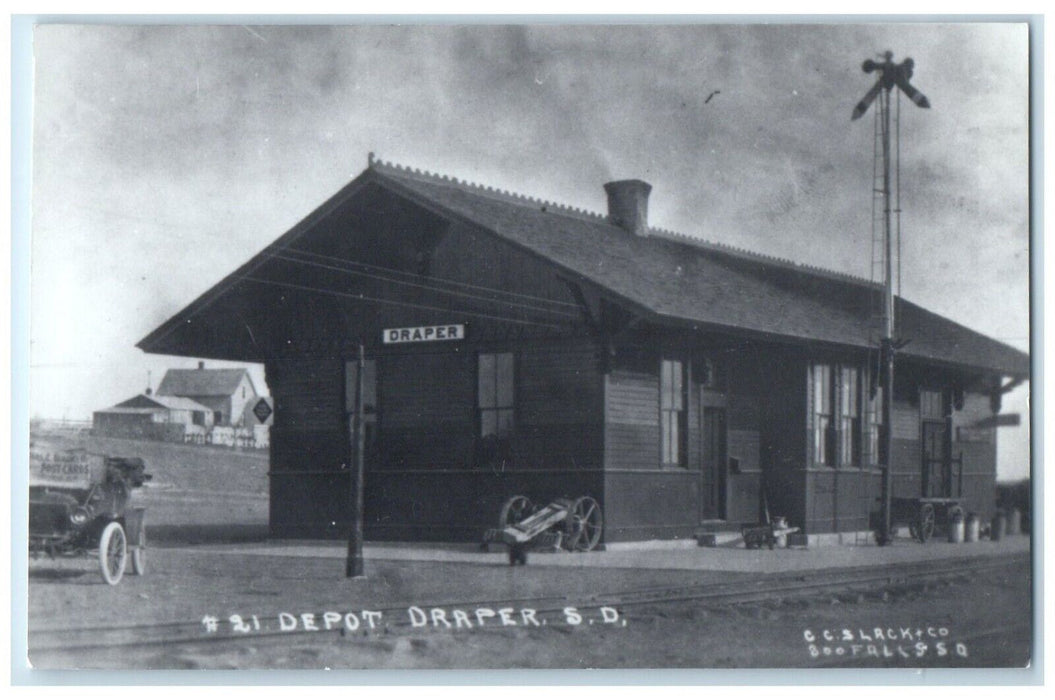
[{"x1": 29, "y1": 551, "x2": 1029, "y2": 656}]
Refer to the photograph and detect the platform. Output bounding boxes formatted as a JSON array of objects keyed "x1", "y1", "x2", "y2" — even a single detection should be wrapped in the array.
[{"x1": 174, "y1": 532, "x2": 1030, "y2": 574}]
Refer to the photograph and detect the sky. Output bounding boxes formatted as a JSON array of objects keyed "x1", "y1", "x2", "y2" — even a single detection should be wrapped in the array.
[{"x1": 28, "y1": 22, "x2": 1031, "y2": 479}]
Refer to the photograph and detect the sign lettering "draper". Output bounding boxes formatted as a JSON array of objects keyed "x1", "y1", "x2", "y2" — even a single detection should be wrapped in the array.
[{"x1": 383, "y1": 324, "x2": 465, "y2": 344}]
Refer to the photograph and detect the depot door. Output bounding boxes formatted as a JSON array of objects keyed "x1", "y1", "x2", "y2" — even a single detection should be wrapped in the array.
[
  {"x1": 921, "y1": 420, "x2": 951, "y2": 498},
  {"x1": 700, "y1": 406, "x2": 728, "y2": 520}
]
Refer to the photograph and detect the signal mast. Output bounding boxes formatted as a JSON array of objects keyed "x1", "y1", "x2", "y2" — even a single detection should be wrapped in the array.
[{"x1": 851, "y1": 51, "x2": 930, "y2": 545}]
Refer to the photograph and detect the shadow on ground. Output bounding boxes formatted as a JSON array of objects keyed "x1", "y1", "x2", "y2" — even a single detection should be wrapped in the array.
[{"x1": 148, "y1": 523, "x2": 269, "y2": 546}]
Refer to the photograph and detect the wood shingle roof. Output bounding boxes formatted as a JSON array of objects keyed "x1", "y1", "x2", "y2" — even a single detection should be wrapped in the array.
[
  {"x1": 370, "y1": 159, "x2": 1029, "y2": 377},
  {"x1": 138, "y1": 157, "x2": 1028, "y2": 378}
]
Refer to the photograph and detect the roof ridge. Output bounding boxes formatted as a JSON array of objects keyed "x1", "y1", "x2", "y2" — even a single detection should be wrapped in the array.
[
  {"x1": 369, "y1": 154, "x2": 607, "y2": 224},
  {"x1": 649, "y1": 226, "x2": 876, "y2": 287},
  {"x1": 368, "y1": 153, "x2": 876, "y2": 288}
]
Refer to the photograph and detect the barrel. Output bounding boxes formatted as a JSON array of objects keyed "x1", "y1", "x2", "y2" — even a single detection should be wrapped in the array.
[
  {"x1": 948, "y1": 516, "x2": 965, "y2": 544},
  {"x1": 965, "y1": 514, "x2": 980, "y2": 542},
  {"x1": 991, "y1": 512, "x2": 1007, "y2": 541},
  {"x1": 1007, "y1": 508, "x2": 1021, "y2": 535}
]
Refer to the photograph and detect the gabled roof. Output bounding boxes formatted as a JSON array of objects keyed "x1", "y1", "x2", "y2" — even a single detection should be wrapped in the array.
[
  {"x1": 156, "y1": 369, "x2": 253, "y2": 398},
  {"x1": 109, "y1": 393, "x2": 213, "y2": 412},
  {"x1": 138, "y1": 157, "x2": 1029, "y2": 378},
  {"x1": 367, "y1": 159, "x2": 1028, "y2": 376}
]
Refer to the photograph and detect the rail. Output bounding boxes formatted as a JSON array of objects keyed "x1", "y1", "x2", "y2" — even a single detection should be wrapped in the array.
[{"x1": 29, "y1": 551, "x2": 1028, "y2": 655}]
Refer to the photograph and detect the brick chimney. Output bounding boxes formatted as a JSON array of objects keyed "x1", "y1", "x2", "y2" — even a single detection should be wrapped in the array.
[{"x1": 604, "y1": 179, "x2": 652, "y2": 236}]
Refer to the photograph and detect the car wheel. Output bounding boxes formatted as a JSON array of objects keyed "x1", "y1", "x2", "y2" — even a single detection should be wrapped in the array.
[
  {"x1": 99, "y1": 521, "x2": 127, "y2": 585},
  {"x1": 131, "y1": 524, "x2": 146, "y2": 576}
]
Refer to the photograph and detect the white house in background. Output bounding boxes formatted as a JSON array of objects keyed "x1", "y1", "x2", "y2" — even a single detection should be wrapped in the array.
[{"x1": 156, "y1": 362, "x2": 259, "y2": 427}]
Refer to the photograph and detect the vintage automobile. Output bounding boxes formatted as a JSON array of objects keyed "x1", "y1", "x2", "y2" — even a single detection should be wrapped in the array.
[{"x1": 29, "y1": 445, "x2": 150, "y2": 585}]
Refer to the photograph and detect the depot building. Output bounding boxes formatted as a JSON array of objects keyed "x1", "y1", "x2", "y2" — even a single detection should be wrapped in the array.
[{"x1": 139, "y1": 156, "x2": 1029, "y2": 544}]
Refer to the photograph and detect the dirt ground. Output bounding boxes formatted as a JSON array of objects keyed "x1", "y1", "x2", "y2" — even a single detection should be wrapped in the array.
[
  {"x1": 24, "y1": 431, "x2": 1033, "y2": 671},
  {"x1": 27, "y1": 545, "x2": 1032, "y2": 670}
]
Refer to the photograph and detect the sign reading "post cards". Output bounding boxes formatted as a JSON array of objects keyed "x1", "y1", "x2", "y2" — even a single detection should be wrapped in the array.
[{"x1": 383, "y1": 324, "x2": 465, "y2": 344}]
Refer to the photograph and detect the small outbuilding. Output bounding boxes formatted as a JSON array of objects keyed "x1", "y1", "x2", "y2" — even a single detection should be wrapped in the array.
[
  {"x1": 138, "y1": 157, "x2": 1029, "y2": 543},
  {"x1": 92, "y1": 392, "x2": 214, "y2": 440}
]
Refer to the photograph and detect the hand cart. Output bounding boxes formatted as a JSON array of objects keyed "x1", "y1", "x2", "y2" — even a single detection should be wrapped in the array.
[{"x1": 482, "y1": 495, "x2": 603, "y2": 565}]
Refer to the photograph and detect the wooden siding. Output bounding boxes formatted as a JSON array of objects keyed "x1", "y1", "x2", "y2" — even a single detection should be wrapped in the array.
[
  {"x1": 378, "y1": 350, "x2": 475, "y2": 470},
  {"x1": 516, "y1": 344, "x2": 603, "y2": 470},
  {"x1": 759, "y1": 354, "x2": 807, "y2": 529},
  {"x1": 266, "y1": 356, "x2": 348, "y2": 537},
  {"x1": 364, "y1": 469, "x2": 604, "y2": 541},
  {"x1": 889, "y1": 396, "x2": 923, "y2": 499},
  {"x1": 603, "y1": 470, "x2": 699, "y2": 541},
  {"x1": 951, "y1": 391, "x2": 999, "y2": 520},
  {"x1": 803, "y1": 468, "x2": 881, "y2": 534},
  {"x1": 604, "y1": 369, "x2": 660, "y2": 471}
]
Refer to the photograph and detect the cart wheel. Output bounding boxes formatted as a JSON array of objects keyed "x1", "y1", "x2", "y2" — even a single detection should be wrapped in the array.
[
  {"x1": 98, "y1": 521, "x2": 127, "y2": 585},
  {"x1": 499, "y1": 495, "x2": 534, "y2": 527},
  {"x1": 916, "y1": 504, "x2": 936, "y2": 543},
  {"x1": 131, "y1": 519, "x2": 147, "y2": 576},
  {"x1": 564, "y1": 496, "x2": 603, "y2": 552}
]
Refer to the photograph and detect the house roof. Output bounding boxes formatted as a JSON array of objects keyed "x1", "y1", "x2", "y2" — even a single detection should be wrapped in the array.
[
  {"x1": 138, "y1": 157, "x2": 1029, "y2": 378},
  {"x1": 156, "y1": 369, "x2": 253, "y2": 398},
  {"x1": 111, "y1": 393, "x2": 213, "y2": 412}
]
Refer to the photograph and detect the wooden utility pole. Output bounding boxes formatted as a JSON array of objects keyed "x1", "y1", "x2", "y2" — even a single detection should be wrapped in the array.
[
  {"x1": 879, "y1": 85, "x2": 895, "y2": 546},
  {"x1": 852, "y1": 52, "x2": 930, "y2": 545},
  {"x1": 346, "y1": 342, "x2": 366, "y2": 577}
]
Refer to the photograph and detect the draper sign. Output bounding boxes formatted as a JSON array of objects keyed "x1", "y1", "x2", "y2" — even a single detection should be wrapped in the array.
[{"x1": 383, "y1": 324, "x2": 465, "y2": 344}]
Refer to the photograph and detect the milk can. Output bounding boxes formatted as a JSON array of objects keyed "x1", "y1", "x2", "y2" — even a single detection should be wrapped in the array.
[
  {"x1": 965, "y1": 513, "x2": 980, "y2": 543},
  {"x1": 948, "y1": 510, "x2": 965, "y2": 544},
  {"x1": 1007, "y1": 508, "x2": 1021, "y2": 535},
  {"x1": 991, "y1": 511, "x2": 1007, "y2": 541}
]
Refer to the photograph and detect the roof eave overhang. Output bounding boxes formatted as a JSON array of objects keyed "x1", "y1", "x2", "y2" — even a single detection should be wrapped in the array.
[
  {"x1": 138, "y1": 166, "x2": 1031, "y2": 383},
  {"x1": 649, "y1": 311, "x2": 1028, "y2": 378},
  {"x1": 137, "y1": 168, "x2": 383, "y2": 356}
]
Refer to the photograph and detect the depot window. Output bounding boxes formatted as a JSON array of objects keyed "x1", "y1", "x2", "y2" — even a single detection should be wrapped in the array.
[
  {"x1": 812, "y1": 363, "x2": 866, "y2": 467},
  {"x1": 867, "y1": 385, "x2": 885, "y2": 465},
  {"x1": 660, "y1": 358, "x2": 687, "y2": 468},
  {"x1": 838, "y1": 366, "x2": 862, "y2": 466},
  {"x1": 478, "y1": 352, "x2": 514, "y2": 438}
]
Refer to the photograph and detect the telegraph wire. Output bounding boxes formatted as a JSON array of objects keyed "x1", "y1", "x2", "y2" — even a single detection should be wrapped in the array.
[
  {"x1": 283, "y1": 247, "x2": 581, "y2": 310},
  {"x1": 242, "y1": 276, "x2": 569, "y2": 330},
  {"x1": 270, "y1": 251, "x2": 579, "y2": 319}
]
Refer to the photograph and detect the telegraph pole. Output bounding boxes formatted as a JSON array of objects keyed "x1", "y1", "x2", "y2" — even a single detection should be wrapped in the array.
[
  {"x1": 346, "y1": 342, "x2": 366, "y2": 577},
  {"x1": 879, "y1": 86, "x2": 895, "y2": 546},
  {"x1": 852, "y1": 52, "x2": 930, "y2": 545}
]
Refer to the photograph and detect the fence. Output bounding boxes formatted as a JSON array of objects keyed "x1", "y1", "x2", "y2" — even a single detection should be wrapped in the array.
[{"x1": 182, "y1": 424, "x2": 270, "y2": 450}]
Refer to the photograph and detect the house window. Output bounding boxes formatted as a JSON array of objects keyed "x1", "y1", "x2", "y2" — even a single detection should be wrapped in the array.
[
  {"x1": 839, "y1": 366, "x2": 862, "y2": 466},
  {"x1": 477, "y1": 353, "x2": 514, "y2": 469},
  {"x1": 812, "y1": 364, "x2": 835, "y2": 466},
  {"x1": 660, "y1": 359, "x2": 687, "y2": 467}
]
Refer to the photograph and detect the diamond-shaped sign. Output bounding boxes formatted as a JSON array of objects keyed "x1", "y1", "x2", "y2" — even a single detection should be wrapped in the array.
[{"x1": 252, "y1": 399, "x2": 273, "y2": 424}]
